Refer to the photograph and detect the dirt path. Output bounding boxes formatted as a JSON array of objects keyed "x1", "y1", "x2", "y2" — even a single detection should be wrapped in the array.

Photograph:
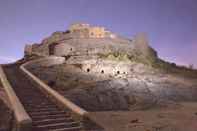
[{"x1": 88, "y1": 102, "x2": 197, "y2": 131}]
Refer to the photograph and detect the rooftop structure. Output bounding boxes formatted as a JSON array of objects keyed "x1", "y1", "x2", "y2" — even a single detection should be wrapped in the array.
[{"x1": 69, "y1": 23, "x2": 116, "y2": 38}]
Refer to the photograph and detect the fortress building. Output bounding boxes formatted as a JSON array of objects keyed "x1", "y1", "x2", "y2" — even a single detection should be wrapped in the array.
[
  {"x1": 69, "y1": 23, "x2": 116, "y2": 39},
  {"x1": 25, "y1": 23, "x2": 153, "y2": 59}
]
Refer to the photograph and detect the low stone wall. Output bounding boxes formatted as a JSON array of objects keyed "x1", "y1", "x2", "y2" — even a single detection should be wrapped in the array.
[{"x1": 0, "y1": 66, "x2": 32, "y2": 131}]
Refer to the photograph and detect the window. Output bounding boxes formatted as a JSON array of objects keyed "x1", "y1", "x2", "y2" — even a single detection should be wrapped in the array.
[
  {"x1": 87, "y1": 68, "x2": 90, "y2": 72},
  {"x1": 101, "y1": 70, "x2": 104, "y2": 74}
]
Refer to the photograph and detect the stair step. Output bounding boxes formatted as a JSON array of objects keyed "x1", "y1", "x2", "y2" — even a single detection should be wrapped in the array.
[
  {"x1": 30, "y1": 110, "x2": 66, "y2": 116},
  {"x1": 24, "y1": 103, "x2": 57, "y2": 108},
  {"x1": 23, "y1": 101, "x2": 52, "y2": 105},
  {"x1": 33, "y1": 117, "x2": 73, "y2": 126},
  {"x1": 36, "y1": 121, "x2": 80, "y2": 130},
  {"x1": 26, "y1": 107, "x2": 59, "y2": 112},
  {"x1": 52, "y1": 126, "x2": 82, "y2": 131},
  {"x1": 31, "y1": 113, "x2": 70, "y2": 120}
]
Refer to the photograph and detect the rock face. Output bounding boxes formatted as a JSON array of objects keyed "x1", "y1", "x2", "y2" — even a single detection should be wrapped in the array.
[
  {"x1": 24, "y1": 22, "x2": 197, "y2": 112},
  {"x1": 29, "y1": 62, "x2": 197, "y2": 111}
]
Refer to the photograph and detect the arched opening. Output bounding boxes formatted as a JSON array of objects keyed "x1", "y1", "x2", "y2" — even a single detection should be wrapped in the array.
[
  {"x1": 87, "y1": 68, "x2": 90, "y2": 72},
  {"x1": 49, "y1": 43, "x2": 59, "y2": 55},
  {"x1": 64, "y1": 55, "x2": 71, "y2": 60},
  {"x1": 117, "y1": 71, "x2": 120, "y2": 74},
  {"x1": 70, "y1": 48, "x2": 73, "y2": 51},
  {"x1": 101, "y1": 70, "x2": 104, "y2": 74},
  {"x1": 65, "y1": 30, "x2": 71, "y2": 34}
]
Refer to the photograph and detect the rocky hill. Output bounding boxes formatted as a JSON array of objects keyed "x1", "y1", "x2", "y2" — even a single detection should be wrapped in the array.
[
  {"x1": 24, "y1": 23, "x2": 157, "y2": 66},
  {"x1": 23, "y1": 23, "x2": 197, "y2": 112}
]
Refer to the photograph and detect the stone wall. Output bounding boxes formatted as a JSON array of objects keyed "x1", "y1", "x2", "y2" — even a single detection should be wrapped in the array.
[
  {"x1": 54, "y1": 43, "x2": 75, "y2": 56},
  {"x1": 24, "y1": 45, "x2": 32, "y2": 56},
  {"x1": 32, "y1": 44, "x2": 49, "y2": 56}
]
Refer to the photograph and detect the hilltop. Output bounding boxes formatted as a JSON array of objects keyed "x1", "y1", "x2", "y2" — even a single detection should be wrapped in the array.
[
  {"x1": 24, "y1": 23, "x2": 197, "y2": 77},
  {"x1": 1, "y1": 23, "x2": 197, "y2": 131},
  {"x1": 22, "y1": 23, "x2": 197, "y2": 111}
]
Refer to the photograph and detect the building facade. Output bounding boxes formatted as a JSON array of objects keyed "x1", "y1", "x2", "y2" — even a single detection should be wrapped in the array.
[{"x1": 69, "y1": 23, "x2": 116, "y2": 38}]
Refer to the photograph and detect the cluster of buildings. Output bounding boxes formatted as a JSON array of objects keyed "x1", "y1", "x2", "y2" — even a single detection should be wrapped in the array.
[
  {"x1": 24, "y1": 23, "x2": 150, "y2": 62},
  {"x1": 69, "y1": 23, "x2": 116, "y2": 39}
]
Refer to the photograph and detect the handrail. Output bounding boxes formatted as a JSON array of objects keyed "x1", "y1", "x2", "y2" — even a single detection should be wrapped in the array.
[
  {"x1": 0, "y1": 66, "x2": 32, "y2": 131},
  {"x1": 20, "y1": 56, "x2": 88, "y2": 116},
  {"x1": 20, "y1": 56, "x2": 105, "y2": 131}
]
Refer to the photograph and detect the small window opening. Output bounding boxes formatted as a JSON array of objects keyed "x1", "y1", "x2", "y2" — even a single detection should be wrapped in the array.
[
  {"x1": 87, "y1": 68, "x2": 90, "y2": 72},
  {"x1": 117, "y1": 71, "x2": 120, "y2": 74},
  {"x1": 101, "y1": 70, "x2": 104, "y2": 74},
  {"x1": 70, "y1": 48, "x2": 72, "y2": 51}
]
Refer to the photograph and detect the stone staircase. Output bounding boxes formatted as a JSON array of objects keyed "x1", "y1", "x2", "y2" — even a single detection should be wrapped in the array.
[{"x1": 4, "y1": 64, "x2": 83, "y2": 131}]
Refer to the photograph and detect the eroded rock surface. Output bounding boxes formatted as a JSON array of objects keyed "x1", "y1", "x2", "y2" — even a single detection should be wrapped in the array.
[{"x1": 29, "y1": 62, "x2": 197, "y2": 111}]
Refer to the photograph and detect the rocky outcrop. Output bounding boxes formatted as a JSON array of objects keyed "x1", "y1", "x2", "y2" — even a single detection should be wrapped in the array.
[
  {"x1": 24, "y1": 23, "x2": 158, "y2": 66},
  {"x1": 22, "y1": 23, "x2": 197, "y2": 112},
  {"x1": 29, "y1": 62, "x2": 197, "y2": 111}
]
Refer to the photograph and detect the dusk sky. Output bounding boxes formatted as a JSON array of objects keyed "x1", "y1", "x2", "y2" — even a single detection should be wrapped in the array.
[{"x1": 0, "y1": 0, "x2": 196, "y2": 67}]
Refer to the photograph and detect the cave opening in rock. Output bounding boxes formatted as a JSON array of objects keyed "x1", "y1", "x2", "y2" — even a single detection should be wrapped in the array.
[
  {"x1": 87, "y1": 68, "x2": 90, "y2": 72},
  {"x1": 117, "y1": 71, "x2": 120, "y2": 74},
  {"x1": 101, "y1": 70, "x2": 104, "y2": 74}
]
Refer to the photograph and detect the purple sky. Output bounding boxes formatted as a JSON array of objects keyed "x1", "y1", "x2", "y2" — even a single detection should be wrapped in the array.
[{"x1": 0, "y1": 0, "x2": 196, "y2": 67}]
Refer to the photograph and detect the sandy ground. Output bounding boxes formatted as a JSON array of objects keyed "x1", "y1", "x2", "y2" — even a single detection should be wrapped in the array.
[{"x1": 88, "y1": 102, "x2": 197, "y2": 131}]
